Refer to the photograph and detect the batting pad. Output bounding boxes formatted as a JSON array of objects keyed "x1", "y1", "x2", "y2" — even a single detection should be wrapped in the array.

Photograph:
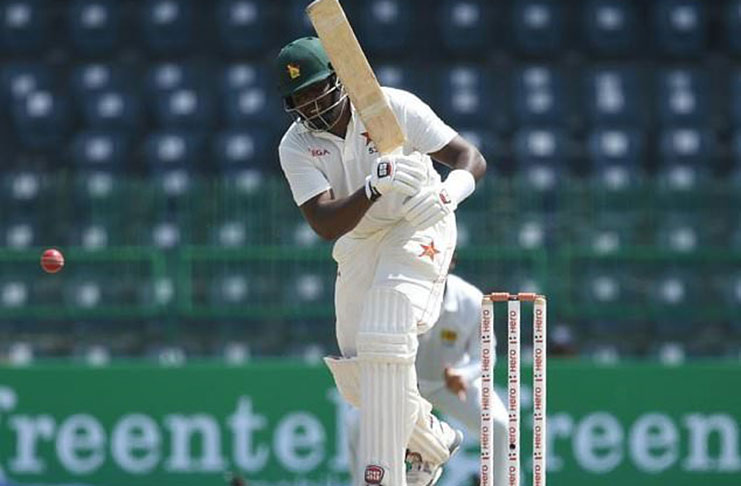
[
  {"x1": 324, "y1": 355, "x2": 454, "y2": 467},
  {"x1": 357, "y1": 287, "x2": 417, "y2": 486}
]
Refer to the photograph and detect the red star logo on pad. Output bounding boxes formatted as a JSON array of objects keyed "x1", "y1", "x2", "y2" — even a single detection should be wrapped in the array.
[{"x1": 418, "y1": 240, "x2": 440, "y2": 261}]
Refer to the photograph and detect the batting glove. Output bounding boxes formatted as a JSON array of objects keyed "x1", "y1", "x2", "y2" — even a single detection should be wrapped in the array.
[
  {"x1": 402, "y1": 169, "x2": 476, "y2": 229},
  {"x1": 364, "y1": 154, "x2": 427, "y2": 201}
]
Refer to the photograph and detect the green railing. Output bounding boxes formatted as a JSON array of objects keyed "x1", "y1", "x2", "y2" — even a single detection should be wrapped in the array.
[{"x1": 0, "y1": 176, "x2": 738, "y2": 335}]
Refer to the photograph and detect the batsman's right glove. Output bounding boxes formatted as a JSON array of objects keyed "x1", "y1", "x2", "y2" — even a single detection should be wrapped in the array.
[{"x1": 364, "y1": 154, "x2": 427, "y2": 201}]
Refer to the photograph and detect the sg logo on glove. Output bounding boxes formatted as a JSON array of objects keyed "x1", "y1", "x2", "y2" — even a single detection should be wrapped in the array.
[{"x1": 376, "y1": 161, "x2": 393, "y2": 179}]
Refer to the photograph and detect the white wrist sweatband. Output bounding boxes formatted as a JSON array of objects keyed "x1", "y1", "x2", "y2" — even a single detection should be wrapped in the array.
[{"x1": 442, "y1": 169, "x2": 476, "y2": 206}]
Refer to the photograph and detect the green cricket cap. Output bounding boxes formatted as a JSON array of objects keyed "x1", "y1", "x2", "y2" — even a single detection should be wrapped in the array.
[{"x1": 276, "y1": 37, "x2": 334, "y2": 98}]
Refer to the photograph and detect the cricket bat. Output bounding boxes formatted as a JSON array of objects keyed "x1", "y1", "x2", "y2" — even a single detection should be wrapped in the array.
[{"x1": 306, "y1": 0, "x2": 405, "y2": 155}]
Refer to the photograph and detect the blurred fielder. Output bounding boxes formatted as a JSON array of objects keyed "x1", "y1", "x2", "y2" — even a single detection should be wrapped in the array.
[
  {"x1": 275, "y1": 37, "x2": 487, "y2": 486},
  {"x1": 347, "y1": 274, "x2": 508, "y2": 486}
]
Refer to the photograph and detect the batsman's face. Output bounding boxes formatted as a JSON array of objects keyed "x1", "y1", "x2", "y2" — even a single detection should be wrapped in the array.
[{"x1": 287, "y1": 75, "x2": 347, "y2": 131}]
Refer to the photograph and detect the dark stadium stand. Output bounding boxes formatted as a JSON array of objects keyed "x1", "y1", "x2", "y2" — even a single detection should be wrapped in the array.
[{"x1": 0, "y1": 0, "x2": 738, "y2": 359}]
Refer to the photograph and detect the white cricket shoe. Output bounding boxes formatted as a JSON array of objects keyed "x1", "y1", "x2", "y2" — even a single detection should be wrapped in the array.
[{"x1": 405, "y1": 416, "x2": 464, "y2": 486}]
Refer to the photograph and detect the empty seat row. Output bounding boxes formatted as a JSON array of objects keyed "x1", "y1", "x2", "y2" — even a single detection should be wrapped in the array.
[
  {"x1": 3, "y1": 0, "x2": 740, "y2": 58},
  {"x1": 394, "y1": 64, "x2": 741, "y2": 129},
  {"x1": 2, "y1": 201, "x2": 738, "y2": 250},
  {"x1": 6, "y1": 63, "x2": 741, "y2": 151}
]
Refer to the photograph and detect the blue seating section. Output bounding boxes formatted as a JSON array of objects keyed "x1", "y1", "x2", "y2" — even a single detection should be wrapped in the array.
[
  {"x1": 0, "y1": 0, "x2": 736, "y2": 181},
  {"x1": 0, "y1": 0, "x2": 738, "y2": 356},
  {"x1": 584, "y1": 0, "x2": 639, "y2": 55}
]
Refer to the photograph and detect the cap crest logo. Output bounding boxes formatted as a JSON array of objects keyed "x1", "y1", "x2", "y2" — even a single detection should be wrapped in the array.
[{"x1": 287, "y1": 63, "x2": 301, "y2": 79}]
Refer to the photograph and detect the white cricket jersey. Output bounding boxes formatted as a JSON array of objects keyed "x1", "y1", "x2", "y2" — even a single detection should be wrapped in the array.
[
  {"x1": 416, "y1": 274, "x2": 489, "y2": 395},
  {"x1": 278, "y1": 87, "x2": 457, "y2": 238}
]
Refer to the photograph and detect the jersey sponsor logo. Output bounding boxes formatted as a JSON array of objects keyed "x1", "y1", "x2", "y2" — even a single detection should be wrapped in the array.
[
  {"x1": 418, "y1": 240, "x2": 440, "y2": 262},
  {"x1": 441, "y1": 328, "x2": 458, "y2": 344},
  {"x1": 364, "y1": 464, "x2": 385, "y2": 484},
  {"x1": 309, "y1": 147, "x2": 330, "y2": 157},
  {"x1": 361, "y1": 131, "x2": 379, "y2": 155},
  {"x1": 286, "y1": 63, "x2": 301, "y2": 79}
]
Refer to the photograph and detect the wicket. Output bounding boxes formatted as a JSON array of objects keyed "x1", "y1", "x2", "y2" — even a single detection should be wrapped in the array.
[{"x1": 480, "y1": 292, "x2": 547, "y2": 486}]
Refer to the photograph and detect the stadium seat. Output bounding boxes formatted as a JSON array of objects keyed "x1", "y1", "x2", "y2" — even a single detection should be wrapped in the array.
[
  {"x1": 219, "y1": 168, "x2": 266, "y2": 199},
  {"x1": 732, "y1": 129, "x2": 741, "y2": 174},
  {"x1": 148, "y1": 220, "x2": 182, "y2": 249},
  {"x1": 654, "y1": 271, "x2": 695, "y2": 308},
  {"x1": 654, "y1": 0, "x2": 705, "y2": 57},
  {"x1": 70, "y1": 131, "x2": 128, "y2": 169},
  {"x1": 213, "y1": 128, "x2": 272, "y2": 171},
  {"x1": 657, "y1": 127, "x2": 715, "y2": 193},
  {"x1": 726, "y1": 0, "x2": 741, "y2": 55},
  {"x1": 223, "y1": 84, "x2": 276, "y2": 127},
  {"x1": 145, "y1": 62, "x2": 198, "y2": 95},
  {"x1": 82, "y1": 90, "x2": 140, "y2": 130},
  {"x1": 143, "y1": 131, "x2": 203, "y2": 170},
  {"x1": 293, "y1": 272, "x2": 331, "y2": 303},
  {"x1": 436, "y1": 65, "x2": 494, "y2": 128},
  {"x1": 154, "y1": 167, "x2": 192, "y2": 199},
  {"x1": 652, "y1": 271, "x2": 697, "y2": 337},
  {"x1": 498, "y1": 213, "x2": 549, "y2": 250},
  {"x1": 11, "y1": 90, "x2": 70, "y2": 150},
  {"x1": 584, "y1": 65, "x2": 643, "y2": 125},
  {"x1": 513, "y1": 127, "x2": 568, "y2": 192},
  {"x1": 356, "y1": 0, "x2": 412, "y2": 54},
  {"x1": 0, "y1": 63, "x2": 51, "y2": 103},
  {"x1": 141, "y1": 0, "x2": 194, "y2": 53},
  {"x1": 656, "y1": 67, "x2": 709, "y2": 125},
  {"x1": 75, "y1": 170, "x2": 119, "y2": 202},
  {"x1": 581, "y1": 269, "x2": 628, "y2": 309},
  {"x1": 209, "y1": 220, "x2": 249, "y2": 247},
  {"x1": 202, "y1": 262, "x2": 277, "y2": 307},
  {"x1": 584, "y1": 0, "x2": 638, "y2": 56},
  {"x1": 589, "y1": 218, "x2": 636, "y2": 254},
  {"x1": 0, "y1": 278, "x2": 30, "y2": 309},
  {"x1": 511, "y1": 0, "x2": 563, "y2": 56},
  {"x1": 285, "y1": 0, "x2": 315, "y2": 40},
  {"x1": 730, "y1": 70, "x2": 741, "y2": 126},
  {"x1": 68, "y1": 0, "x2": 119, "y2": 54},
  {"x1": 2, "y1": 170, "x2": 42, "y2": 205},
  {"x1": 216, "y1": 0, "x2": 267, "y2": 54},
  {"x1": 221, "y1": 62, "x2": 268, "y2": 93},
  {"x1": 457, "y1": 128, "x2": 499, "y2": 165},
  {"x1": 658, "y1": 127, "x2": 714, "y2": 165},
  {"x1": 656, "y1": 214, "x2": 702, "y2": 253},
  {"x1": 586, "y1": 128, "x2": 644, "y2": 192},
  {"x1": 154, "y1": 88, "x2": 213, "y2": 129},
  {"x1": 209, "y1": 271, "x2": 251, "y2": 306},
  {"x1": 376, "y1": 63, "x2": 422, "y2": 95},
  {"x1": 724, "y1": 270, "x2": 741, "y2": 335},
  {"x1": 69, "y1": 63, "x2": 126, "y2": 99},
  {"x1": 725, "y1": 271, "x2": 741, "y2": 309},
  {"x1": 3, "y1": 220, "x2": 37, "y2": 248},
  {"x1": 513, "y1": 65, "x2": 566, "y2": 125},
  {"x1": 70, "y1": 221, "x2": 113, "y2": 249},
  {"x1": 438, "y1": 0, "x2": 492, "y2": 54},
  {"x1": 64, "y1": 276, "x2": 106, "y2": 309},
  {"x1": 0, "y1": 0, "x2": 47, "y2": 53},
  {"x1": 282, "y1": 220, "x2": 322, "y2": 248}
]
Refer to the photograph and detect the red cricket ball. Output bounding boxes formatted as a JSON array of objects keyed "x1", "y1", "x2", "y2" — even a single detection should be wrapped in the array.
[{"x1": 41, "y1": 248, "x2": 65, "y2": 274}]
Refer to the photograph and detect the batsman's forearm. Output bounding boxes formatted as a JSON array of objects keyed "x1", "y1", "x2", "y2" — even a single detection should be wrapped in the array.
[{"x1": 309, "y1": 188, "x2": 373, "y2": 240}]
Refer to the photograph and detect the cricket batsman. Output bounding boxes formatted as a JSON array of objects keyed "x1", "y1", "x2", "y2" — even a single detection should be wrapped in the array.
[
  {"x1": 347, "y1": 273, "x2": 509, "y2": 486},
  {"x1": 276, "y1": 37, "x2": 487, "y2": 486}
]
